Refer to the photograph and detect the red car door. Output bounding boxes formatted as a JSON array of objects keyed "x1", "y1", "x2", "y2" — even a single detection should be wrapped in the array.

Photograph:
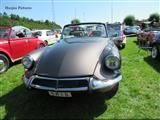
[
  {"x1": 25, "y1": 29, "x2": 37, "y2": 53},
  {"x1": 26, "y1": 37, "x2": 37, "y2": 53},
  {"x1": 9, "y1": 30, "x2": 28, "y2": 59}
]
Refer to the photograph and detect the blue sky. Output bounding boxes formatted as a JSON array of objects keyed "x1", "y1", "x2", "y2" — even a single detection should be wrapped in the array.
[{"x1": 1, "y1": 0, "x2": 160, "y2": 27}]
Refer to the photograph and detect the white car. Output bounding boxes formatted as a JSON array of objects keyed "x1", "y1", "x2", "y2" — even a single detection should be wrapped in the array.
[
  {"x1": 32, "y1": 30, "x2": 59, "y2": 45},
  {"x1": 107, "y1": 23, "x2": 126, "y2": 49}
]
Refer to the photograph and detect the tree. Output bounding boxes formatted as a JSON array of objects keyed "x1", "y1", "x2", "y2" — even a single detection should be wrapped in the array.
[
  {"x1": 10, "y1": 14, "x2": 20, "y2": 20},
  {"x1": 123, "y1": 15, "x2": 135, "y2": 26},
  {"x1": 45, "y1": 20, "x2": 50, "y2": 25},
  {"x1": 148, "y1": 13, "x2": 160, "y2": 22},
  {"x1": 3, "y1": 12, "x2": 8, "y2": 18},
  {"x1": 71, "y1": 19, "x2": 80, "y2": 24}
]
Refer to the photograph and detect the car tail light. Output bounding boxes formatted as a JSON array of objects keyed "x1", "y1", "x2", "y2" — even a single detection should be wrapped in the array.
[{"x1": 121, "y1": 25, "x2": 125, "y2": 44}]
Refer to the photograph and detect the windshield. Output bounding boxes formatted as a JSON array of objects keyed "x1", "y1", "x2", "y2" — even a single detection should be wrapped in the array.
[
  {"x1": 0, "y1": 28, "x2": 10, "y2": 40},
  {"x1": 62, "y1": 23, "x2": 107, "y2": 39},
  {"x1": 107, "y1": 24, "x2": 121, "y2": 37},
  {"x1": 144, "y1": 27, "x2": 160, "y2": 32}
]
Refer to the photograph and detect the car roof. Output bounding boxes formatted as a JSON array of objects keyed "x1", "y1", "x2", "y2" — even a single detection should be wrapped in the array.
[
  {"x1": 33, "y1": 30, "x2": 51, "y2": 32},
  {"x1": 12, "y1": 26, "x2": 30, "y2": 31},
  {"x1": 64, "y1": 22, "x2": 106, "y2": 27}
]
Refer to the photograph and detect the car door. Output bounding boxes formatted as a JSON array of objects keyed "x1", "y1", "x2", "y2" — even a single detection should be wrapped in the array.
[
  {"x1": 25, "y1": 29, "x2": 37, "y2": 53},
  {"x1": 9, "y1": 29, "x2": 28, "y2": 59}
]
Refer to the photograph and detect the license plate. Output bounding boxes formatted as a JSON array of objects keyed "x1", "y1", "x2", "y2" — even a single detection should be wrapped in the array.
[{"x1": 48, "y1": 91, "x2": 72, "y2": 97}]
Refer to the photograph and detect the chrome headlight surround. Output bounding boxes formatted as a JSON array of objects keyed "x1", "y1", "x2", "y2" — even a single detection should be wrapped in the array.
[
  {"x1": 104, "y1": 55, "x2": 120, "y2": 70},
  {"x1": 22, "y1": 56, "x2": 34, "y2": 69}
]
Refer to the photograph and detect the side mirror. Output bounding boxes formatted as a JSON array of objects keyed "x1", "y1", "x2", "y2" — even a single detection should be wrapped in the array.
[{"x1": 111, "y1": 33, "x2": 118, "y2": 37}]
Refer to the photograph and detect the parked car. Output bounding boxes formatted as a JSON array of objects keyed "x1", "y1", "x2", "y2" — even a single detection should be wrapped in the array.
[
  {"x1": 107, "y1": 23, "x2": 126, "y2": 49},
  {"x1": 21, "y1": 22, "x2": 122, "y2": 98},
  {"x1": 54, "y1": 29, "x2": 62, "y2": 38},
  {"x1": 0, "y1": 26, "x2": 46, "y2": 73},
  {"x1": 137, "y1": 27, "x2": 160, "y2": 59},
  {"x1": 137, "y1": 27, "x2": 160, "y2": 45},
  {"x1": 124, "y1": 26, "x2": 141, "y2": 35},
  {"x1": 32, "y1": 30, "x2": 59, "y2": 45},
  {"x1": 151, "y1": 33, "x2": 160, "y2": 59}
]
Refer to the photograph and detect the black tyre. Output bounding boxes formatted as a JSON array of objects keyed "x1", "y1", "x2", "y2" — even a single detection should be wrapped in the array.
[
  {"x1": 44, "y1": 40, "x2": 48, "y2": 46},
  {"x1": 0, "y1": 54, "x2": 10, "y2": 74},
  {"x1": 103, "y1": 83, "x2": 119, "y2": 100},
  {"x1": 38, "y1": 44, "x2": 45, "y2": 49},
  {"x1": 119, "y1": 44, "x2": 125, "y2": 49},
  {"x1": 151, "y1": 45, "x2": 160, "y2": 60}
]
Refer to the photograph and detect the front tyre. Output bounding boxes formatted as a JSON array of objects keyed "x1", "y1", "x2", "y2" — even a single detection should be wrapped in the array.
[
  {"x1": 44, "y1": 40, "x2": 48, "y2": 46},
  {"x1": 0, "y1": 54, "x2": 10, "y2": 74},
  {"x1": 38, "y1": 44, "x2": 45, "y2": 49},
  {"x1": 103, "y1": 83, "x2": 119, "y2": 100},
  {"x1": 151, "y1": 45, "x2": 160, "y2": 60}
]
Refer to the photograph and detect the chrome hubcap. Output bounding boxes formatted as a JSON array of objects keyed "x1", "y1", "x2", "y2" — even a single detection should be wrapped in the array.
[
  {"x1": 152, "y1": 47, "x2": 157, "y2": 59},
  {"x1": 0, "y1": 59, "x2": 5, "y2": 71}
]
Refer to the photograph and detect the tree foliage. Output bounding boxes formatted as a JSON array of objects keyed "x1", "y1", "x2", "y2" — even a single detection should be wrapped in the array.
[
  {"x1": 148, "y1": 13, "x2": 160, "y2": 22},
  {"x1": 0, "y1": 12, "x2": 61, "y2": 29},
  {"x1": 124, "y1": 15, "x2": 135, "y2": 26},
  {"x1": 71, "y1": 19, "x2": 80, "y2": 24}
]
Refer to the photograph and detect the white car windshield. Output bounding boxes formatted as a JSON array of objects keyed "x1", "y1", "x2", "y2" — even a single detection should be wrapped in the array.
[{"x1": 62, "y1": 23, "x2": 107, "y2": 39}]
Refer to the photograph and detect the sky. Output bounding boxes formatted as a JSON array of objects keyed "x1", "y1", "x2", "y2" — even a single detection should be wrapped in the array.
[{"x1": 0, "y1": 0, "x2": 160, "y2": 27}]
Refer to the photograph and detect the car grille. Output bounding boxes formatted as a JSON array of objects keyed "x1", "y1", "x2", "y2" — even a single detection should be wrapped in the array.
[{"x1": 31, "y1": 76, "x2": 89, "y2": 89}]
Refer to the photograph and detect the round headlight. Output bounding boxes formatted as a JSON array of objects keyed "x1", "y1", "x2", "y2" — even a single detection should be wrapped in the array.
[
  {"x1": 22, "y1": 56, "x2": 34, "y2": 69},
  {"x1": 105, "y1": 55, "x2": 120, "y2": 70}
]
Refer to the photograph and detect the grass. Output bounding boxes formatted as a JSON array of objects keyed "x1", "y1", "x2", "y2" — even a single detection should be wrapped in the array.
[{"x1": 0, "y1": 37, "x2": 160, "y2": 119}]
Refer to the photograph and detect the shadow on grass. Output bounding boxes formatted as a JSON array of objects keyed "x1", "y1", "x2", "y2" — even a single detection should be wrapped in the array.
[
  {"x1": 144, "y1": 56, "x2": 160, "y2": 73},
  {"x1": 10, "y1": 60, "x2": 22, "y2": 68},
  {"x1": 0, "y1": 85, "x2": 108, "y2": 119},
  {"x1": 133, "y1": 40, "x2": 138, "y2": 45},
  {"x1": 126, "y1": 34, "x2": 137, "y2": 37}
]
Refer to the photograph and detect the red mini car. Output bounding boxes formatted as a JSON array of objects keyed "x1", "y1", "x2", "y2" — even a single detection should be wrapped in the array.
[{"x1": 0, "y1": 26, "x2": 46, "y2": 73}]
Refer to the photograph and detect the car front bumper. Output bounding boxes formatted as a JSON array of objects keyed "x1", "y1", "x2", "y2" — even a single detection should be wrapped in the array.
[{"x1": 23, "y1": 74, "x2": 122, "y2": 92}]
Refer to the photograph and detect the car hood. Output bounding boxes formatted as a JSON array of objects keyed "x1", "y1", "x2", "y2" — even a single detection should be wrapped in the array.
[{"x1": 35, "y1": 37, "x2": 109, "y2": 77}]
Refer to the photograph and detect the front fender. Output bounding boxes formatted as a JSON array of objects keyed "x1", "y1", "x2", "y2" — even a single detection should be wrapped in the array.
[{"x1": 0, "y1": 48, "x2": 13, "y2": 62}]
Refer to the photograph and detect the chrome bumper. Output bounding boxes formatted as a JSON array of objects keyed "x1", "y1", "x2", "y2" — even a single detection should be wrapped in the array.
[{"x1": 23, "y1": 75, "x2": 122, "y2": 92}]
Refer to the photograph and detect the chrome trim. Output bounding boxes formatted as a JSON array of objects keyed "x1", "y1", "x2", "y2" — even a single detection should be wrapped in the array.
[
  {"x1": 0, "y1": 59, "x2": 5, "y2": 71},
  {"x1": 30, "y1": 84, "x2": 88, "y2": 91},
  {"x1": 34, "y1": 75, "x2": 90, "y2": 81},
  {"x1": 90, "y1": 75, "x2": 122, "y2": 90},
  {"x1": 12, "y1": 57, "x2": 22, "y2": 62},
  {"x1": 23, "y1": 74, "x2": 122, "y2": 91},
  {"x1": 24, "y1": 75, "x2": 90, "y2": 91}
]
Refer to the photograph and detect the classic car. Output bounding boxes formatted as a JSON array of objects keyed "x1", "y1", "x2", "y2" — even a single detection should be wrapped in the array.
[
  {"x1": 124, "y1": 26, "x2": 141, "y2": 35},
  {"x1": 0, "y1": 26, "x2": 46, "y2": 73},
  {"x1": 32, "y1": 29, "x2": 59, "y2": 45},
  {"x1": 21, "y1": 23, "x2": 122, "y2": 98},
  {"x1": 151, "y1": 32, "x2": 160, "y2": 59},
  {"x1": 137, "y1": 27, "x2": 160, "y2": 47},
  {"x1": 107, "y1": 23, "x2": 126, "y2": 49}
]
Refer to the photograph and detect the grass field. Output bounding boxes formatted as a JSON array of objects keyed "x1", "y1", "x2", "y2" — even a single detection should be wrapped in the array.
[{"x1": 0, "y1": 37, "x2": 160, "y2": 119}]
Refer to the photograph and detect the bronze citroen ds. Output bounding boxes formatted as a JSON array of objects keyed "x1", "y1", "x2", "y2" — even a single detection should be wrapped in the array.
[{"x1": 22, "y1": 23, "x2": 122, "y2": 98}]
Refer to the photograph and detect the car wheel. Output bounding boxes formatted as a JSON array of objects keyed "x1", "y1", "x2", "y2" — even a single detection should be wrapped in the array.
[
  {"x1": 151, "y1": 45, "x2": 160, "y2": 59},
  {"x1": 103, "y1": 83, "x2": 119, "y2": 100},
  {"x1": 0, "y1": 54, "x2": 10, "y2": 74},
  {"x1": 38, "y1": 44, "x2": 45, "y2": 49},
  {"x1": 45, "y1": 40, "x2": 48, "y2": 46},
  {"x1": 119, "y1": 44, "x2": 125, "y2": 49}
]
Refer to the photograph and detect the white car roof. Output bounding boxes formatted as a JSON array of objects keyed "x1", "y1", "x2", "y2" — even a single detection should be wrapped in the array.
[
  {"x1": 32, "y1": 30, "x2": 52, "y2": 32},
  {"x1": 12, "y1": 26, "x2": 30, "y2": 32}
]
